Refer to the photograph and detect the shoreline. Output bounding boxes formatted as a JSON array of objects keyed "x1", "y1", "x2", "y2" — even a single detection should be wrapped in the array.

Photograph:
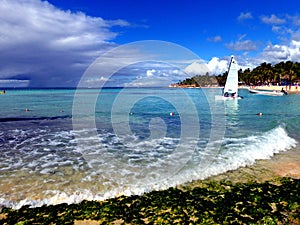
[
  {"x1": 1, "y1": 149, "x2": 299, "y2": 224},
  {"x1": 181, "y1": 144, "x2": 300, "y2": 190},
  {"x1": 169, "y1": 84, "x2": 300, "y2": 94},
  {"x1": 208, "y1": 147, "x2": 300, "y2": 182}
]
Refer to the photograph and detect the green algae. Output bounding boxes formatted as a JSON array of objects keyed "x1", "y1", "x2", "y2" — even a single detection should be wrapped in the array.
[{"x1": 1, "y1": 177, "x2": 299, "y2": 225}]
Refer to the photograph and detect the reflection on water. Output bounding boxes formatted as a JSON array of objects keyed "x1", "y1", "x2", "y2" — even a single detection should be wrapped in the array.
[{"x1": 224, "y1": 100, "x2": 239, "y2": 136}]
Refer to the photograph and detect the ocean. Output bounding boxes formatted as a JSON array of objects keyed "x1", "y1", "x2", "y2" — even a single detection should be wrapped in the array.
[{"x1": 0, "y1": 87, "x2": 299, "y2": 209}]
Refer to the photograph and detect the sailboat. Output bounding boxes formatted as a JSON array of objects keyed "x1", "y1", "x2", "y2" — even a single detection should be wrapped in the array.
[{"x1": 215, "y1": 56, "x2": 243, "y2": 100}]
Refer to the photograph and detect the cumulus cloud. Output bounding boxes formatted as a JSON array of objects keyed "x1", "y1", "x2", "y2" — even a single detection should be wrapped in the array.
[
  {"x1": 292, "y1": 29, "x2": 300, "y2": 41},
  {"x1": 255, "y1": 13, "x2": 300, "y2": 64},
  {"x1": 271, "y1": 25, "x2": 293, "y2": 36},
  {"x1": 184, "y1": 57, "x2": 231, "y2": 76},
  {"x1": 289, "y1": 40, "x2": 300, "y2": 61},
  {"x1": 238, "y1": 12, "x2": 253, "y2": 21},
  {"x1": 207, "y1": 57, "x2": 229, "y2": 75},
  {"x1": 0, "y1": 0, "x2": 130, "y2": 87},
  {"x1": 146, "y1": 69, "x2": 156, "y2": 77},
  {"x1": 261, "y1": 14, "x2": 286, "y2": 25},
  {"x1": 290, "y1": 15, "x2": 300, "y2": 26},
  {"x1": 262, "y1": 41, "x2": 300, "y2": 63},
  {"x1": 184, "y1": 62, "x2": 209, "y2": 76}
]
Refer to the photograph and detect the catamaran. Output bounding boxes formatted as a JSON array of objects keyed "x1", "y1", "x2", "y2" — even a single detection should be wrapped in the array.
[{"x1": 215, "y1": 56, "x2": 243, "y2": 100}]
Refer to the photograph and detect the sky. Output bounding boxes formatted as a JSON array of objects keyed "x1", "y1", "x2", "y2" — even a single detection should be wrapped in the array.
[{"x1": 0, "y1": 0, "x2": 300, "y2": 87}]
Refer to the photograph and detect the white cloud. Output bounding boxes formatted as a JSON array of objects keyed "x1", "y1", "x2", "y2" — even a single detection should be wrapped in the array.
[
  {"x1": 261, "y1": 14, "x2": 286, "y2": 25},
  {"x1": 256, "y1": 14, "x2": 300, "y2": 64},
  {"x1": 0, "y1": 0, "x2": 130, "y2": 87},
  {"x1": 207, "y1": 35, "x2": 222, "y2": 42},
  {"x1": 289, "y1": 40, "x2": 300, "y2": 61},
  {"x1": 183, "y1": 57, "x2": 231, "y2": 76},
  {"x1": 226, "y1": 39, "x2": 258, "y2": 51},
  {"x1": 238, "y1": 12, "x2": 253, "y2": 21},
  {"x1": 292, "y1": 29, "x2": 300, "y2": 41},
  {"x1": 0, "y1": 79, "x2": 29, "y2": 87},
  {"x1": 271, "y1": 26, "x2": 293, "y2": 35},
  {"x1": 291, "y1": 15, "x2": 300, "y2": 26},
  {"x1": 184, "y1": 62, "x2": 209, "y2": 76},
  {"x1": 261, "y1": 40, "x2": 300, "y2": 63},
  {"x1": 146, "y1": 69, "x2": 156, "y2": 77},
  {"x1": 225, "y1": 34, "x2": 259, "y2": 51},
  {"x1": 207, "y1": 57, "x2": 229, "y2": 75},
  {"x1": 124, "y1": 77, "x2": 171, "y2": 87},
  {"x1": 84, "y1": 76, "x2": 109, "y2": 84}
]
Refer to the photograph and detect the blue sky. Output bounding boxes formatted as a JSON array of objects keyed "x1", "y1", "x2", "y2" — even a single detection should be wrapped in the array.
[{"x1": 0, "y1": 0, "x2": 300, "y2": 87}]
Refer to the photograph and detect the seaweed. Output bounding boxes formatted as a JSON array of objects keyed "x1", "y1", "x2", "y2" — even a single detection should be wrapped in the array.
[{"x1": 1, "y1": 177, "x2": 299, "y2": 225}]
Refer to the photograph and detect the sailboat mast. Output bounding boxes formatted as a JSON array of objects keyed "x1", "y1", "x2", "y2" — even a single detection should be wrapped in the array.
[{"x1": 227, "y1": 56, "x2": 234, "y2": 72}]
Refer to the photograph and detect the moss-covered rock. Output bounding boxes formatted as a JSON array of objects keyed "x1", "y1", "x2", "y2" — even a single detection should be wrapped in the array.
[{"x1": 0, "y1": 177, "x2": 299, "y2": 225}]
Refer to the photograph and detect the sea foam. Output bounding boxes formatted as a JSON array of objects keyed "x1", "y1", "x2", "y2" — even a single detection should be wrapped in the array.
[{"x1": 0, "y1": 125, "x2": 297, "y2": 209}]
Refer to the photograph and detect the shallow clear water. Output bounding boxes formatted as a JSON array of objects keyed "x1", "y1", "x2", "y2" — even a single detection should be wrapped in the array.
[{"x1": 0, "y1": 88, "x2": 299, "y2": 208}]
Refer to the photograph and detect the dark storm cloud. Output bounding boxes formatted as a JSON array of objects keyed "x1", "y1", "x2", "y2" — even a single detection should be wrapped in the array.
[{"x1": 0, "y1": 0, "x2": 129, "y2": 87}]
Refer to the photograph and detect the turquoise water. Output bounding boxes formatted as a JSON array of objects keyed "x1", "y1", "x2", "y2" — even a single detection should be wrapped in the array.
[{"x1": 0, "y1": 88, "x2": 299, "y2": 208}]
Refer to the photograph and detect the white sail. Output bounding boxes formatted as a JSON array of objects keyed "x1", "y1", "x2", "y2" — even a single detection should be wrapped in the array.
[{"x1": 223, "y1": 56, "x2": 238, "y2": 95}]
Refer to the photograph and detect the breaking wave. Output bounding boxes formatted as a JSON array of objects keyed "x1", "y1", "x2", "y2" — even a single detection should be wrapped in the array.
[{"x1": 0, "y1": 125, "x2": 297, "y2": 209}]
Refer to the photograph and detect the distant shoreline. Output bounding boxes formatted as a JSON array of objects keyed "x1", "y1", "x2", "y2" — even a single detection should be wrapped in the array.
[{"x1": 169, "y1": 84, "x2": 300, "y2": 94}]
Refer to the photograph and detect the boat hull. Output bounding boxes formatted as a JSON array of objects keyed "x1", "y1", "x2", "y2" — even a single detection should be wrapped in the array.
[
  {"x1": 215, "y1": 95, "x2": 242, "y2": 100},
  {"x1": 249, "y1": 89, "x2": 285, "y2": 96}
]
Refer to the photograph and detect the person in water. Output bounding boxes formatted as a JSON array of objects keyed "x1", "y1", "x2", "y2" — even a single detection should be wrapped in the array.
[
  {"x1": 224, "y1": 92, "x2": 229, "y2": 97},
  {"x1": 280, "y1": 88, "x2": 288, "y2": 95}
]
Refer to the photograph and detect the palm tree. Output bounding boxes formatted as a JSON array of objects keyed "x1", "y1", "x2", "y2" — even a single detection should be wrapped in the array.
[
  {"x1": 283, "y1": 61, "x2": 297, "y2": 88},
  {"x1": 274, "y1": 62, "x2": 286, "y2": 85}
]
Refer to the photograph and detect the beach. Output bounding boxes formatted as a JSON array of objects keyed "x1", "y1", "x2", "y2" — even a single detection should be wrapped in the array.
[
  {"x1": 206, "y1": 146, "x2": 300, "y2": 184},
  {"x1": 1, "y1": 0, "x2": 300, "y2": 223}
]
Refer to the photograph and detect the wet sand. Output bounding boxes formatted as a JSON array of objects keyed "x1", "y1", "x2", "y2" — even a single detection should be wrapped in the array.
[{"x1": 205, "y1": 147, "x2": 300, "y2": 184}]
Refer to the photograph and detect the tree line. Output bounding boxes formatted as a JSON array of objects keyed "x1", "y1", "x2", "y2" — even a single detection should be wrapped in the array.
[{"x1": 178, "y1": 61, "x2": 300, "y2": 87}]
